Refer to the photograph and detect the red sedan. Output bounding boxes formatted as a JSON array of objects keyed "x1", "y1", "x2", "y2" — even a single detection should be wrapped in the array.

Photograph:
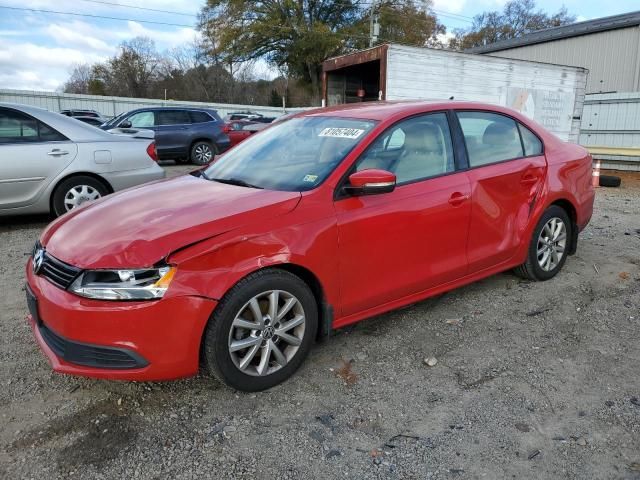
[
  {"x1": 25, "y1": 101, "x2": 594, "y2": 391},
  {"x1": 223, "y1": 120, "x2": 266, "y2": 147}
]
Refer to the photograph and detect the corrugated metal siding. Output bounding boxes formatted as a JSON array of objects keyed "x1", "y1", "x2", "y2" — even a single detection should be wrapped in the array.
[
  {"x1": 385, "y1": 45, "x2": 587, "y2": 142},
  {"x1": 0, "y1": 89, "x2": 299, "y2": 119},
  {"x1": 580, "y1": 92, "x2": 640, "y2": 146},
  {"x1": 580, "y1": 92, "x2": 640, "y2": 170},
  {"x1": 487, "y1": 26, "x2": 640, "y2": 94}
]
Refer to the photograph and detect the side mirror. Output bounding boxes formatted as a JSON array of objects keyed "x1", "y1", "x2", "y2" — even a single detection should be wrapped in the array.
[
  {"x1": 345, "y1": 169, "x2": 396, "y2": 196},
  {"x1": 120, "y1": 120, "x2": 132, "y2": 129}
]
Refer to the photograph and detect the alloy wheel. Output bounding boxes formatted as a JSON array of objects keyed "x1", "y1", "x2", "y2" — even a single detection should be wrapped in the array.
[
  {"x1": 194, "y1": 143, "x2": 213, "y2": 164},
  {"x1": 536, "y1": 217, "x2": 567, "y2": 272},
  {"x1": 228, "y1": 290, "x2": 306, "y2": 377},
  {"x1": 64, "y1": 185, "x2": 101, "y2": 211}
]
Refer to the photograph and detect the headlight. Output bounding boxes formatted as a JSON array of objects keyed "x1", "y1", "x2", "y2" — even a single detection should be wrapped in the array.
[{"x1": 70, "y1": 266, "x2": 176, "y2": 300}]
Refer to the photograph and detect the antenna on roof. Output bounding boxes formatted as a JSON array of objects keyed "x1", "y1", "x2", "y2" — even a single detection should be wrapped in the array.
[{"x1": 449, "y1": 96, "x2": 455, "y2": 100}]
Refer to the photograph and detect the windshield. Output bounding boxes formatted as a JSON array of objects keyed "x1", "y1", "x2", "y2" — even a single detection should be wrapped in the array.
[
  {"x1": 103, "y1": 112, "x2": 127, "y2": 127},
  {"x1": 203, "y1": 116, "x2": 376, "y2": 191}
]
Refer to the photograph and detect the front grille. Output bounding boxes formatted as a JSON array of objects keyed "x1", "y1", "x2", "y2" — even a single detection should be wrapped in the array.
[
  {"x1": 39, "y1": 323, "x2": 148, "y2": 370},
  {"x1": 33, "y1": 242, "x2": 81, "y2": 289}
]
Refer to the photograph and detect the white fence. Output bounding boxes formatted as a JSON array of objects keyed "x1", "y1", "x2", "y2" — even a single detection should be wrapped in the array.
[
  {"x1": 2, "y1": 88, "x2": 639, "y2": 171},
  {"x1": 0, "y1": 89, "x2": 302, "y2": 119}
]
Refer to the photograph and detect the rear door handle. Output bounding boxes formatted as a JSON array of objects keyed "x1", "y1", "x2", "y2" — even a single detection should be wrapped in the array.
[
  {"x1": 47, "y1": 149, "x2": 69, "y2": 156},
  {"x1": 448, "y1": 192, "x2": 469, "y2": 206},
  {"x1": 520, "y1": 174, "x2": 539, "y2": 185}
]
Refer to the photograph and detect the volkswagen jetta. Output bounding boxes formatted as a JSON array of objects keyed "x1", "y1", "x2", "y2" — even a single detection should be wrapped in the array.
[{"x1": 25, "y1": 101, "x2": 595, "y2": 391}]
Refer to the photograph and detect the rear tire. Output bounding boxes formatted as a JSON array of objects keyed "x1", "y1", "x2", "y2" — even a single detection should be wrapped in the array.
[
  {"x1": 514, "y1": 205, "x2": 572, "y2": 281},
  {"x1": 599, "y1": 175, "x2": 621, "y2": 188},
  {"x1": 52, "y1": 175, "x2": 109, "y2": 217},
  {"x1": 190, "y1": 141, "x2": 216, "y2": 165},
  {"x1": 203, "y1": 269, "x2": 318, "y2": 392}
]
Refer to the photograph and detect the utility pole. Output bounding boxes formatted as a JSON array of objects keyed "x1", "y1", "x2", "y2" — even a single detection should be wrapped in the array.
[{"x1": 369, "y1": 0, "x2": 380, "y2": 47}]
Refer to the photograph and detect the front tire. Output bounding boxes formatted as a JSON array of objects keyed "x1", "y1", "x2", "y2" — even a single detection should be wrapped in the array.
[
  {"x1": 514, "y1": 205, "x2": 572, "y2": 281},
  {"x1": 52, "y1": 175, "x2": 109, "y2": 217},
  {"x1": 203, "y1": 269, "x2": 318, "y2": 392}
]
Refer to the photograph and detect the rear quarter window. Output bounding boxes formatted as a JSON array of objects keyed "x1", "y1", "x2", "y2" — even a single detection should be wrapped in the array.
[
  {"x1": 189, "y1": 111, "x2": 213, "y2": 123},
  {"x1": 518, "y1": 123, "x2": 543, "y2": 156}
]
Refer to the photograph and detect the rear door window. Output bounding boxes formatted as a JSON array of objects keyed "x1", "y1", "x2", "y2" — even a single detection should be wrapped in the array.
[
  {"x1": 0, "y1": 109, "x2": 67, "y2": 143},
  {"x1": 456, "y1": 111, "x2": 524, "y2": 167},
  {"x1": 157, "y1": 110, "x2": 191, "y2": 125}
]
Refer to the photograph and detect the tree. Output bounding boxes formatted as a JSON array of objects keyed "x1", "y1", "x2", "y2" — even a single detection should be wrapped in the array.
[
  {"x1": 110, "y1": 37, "x2": 161, "y2": 97},
  {"x1": 88, "y1": 37, "x2": 161, "y2": 97},
  {"x1": 62, "y1": 64, "x2": 92, "y2": 94},
  {"x1": 198, "y1": 0, "x2": 362, "y2": 104},
  {"x1": 367, "y1": 0, "x2": 445, "y2": 48},
  {"x1": 449, "y1": 0, "x2": 575, "y2": 50}
]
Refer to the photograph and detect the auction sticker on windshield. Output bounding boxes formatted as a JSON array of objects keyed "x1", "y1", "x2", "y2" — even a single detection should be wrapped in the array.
[{"x1": 318, "y1": 127, "x2": 365, "y2": 139}]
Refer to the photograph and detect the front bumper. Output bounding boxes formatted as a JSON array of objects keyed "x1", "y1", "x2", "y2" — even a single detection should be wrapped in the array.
[{"x1": 26, "y1": 261, "x2": 216, "y2": 381}]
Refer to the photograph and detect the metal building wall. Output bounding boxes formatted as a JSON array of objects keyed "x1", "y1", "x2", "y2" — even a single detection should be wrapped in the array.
[
  {"x1": 486, "y1": 26, "x2": 640, "y2": 94},
  {"x1": 580, "y1": 92, "x2": 640, "y2": 171},
  {"x1": 0, "y1": 89, "x2": 297, "y2": 119}
]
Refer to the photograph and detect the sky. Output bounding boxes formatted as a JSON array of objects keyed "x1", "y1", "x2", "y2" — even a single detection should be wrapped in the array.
[{"x1": 0, "y1": 0, "x2": 638, "y2": 92}]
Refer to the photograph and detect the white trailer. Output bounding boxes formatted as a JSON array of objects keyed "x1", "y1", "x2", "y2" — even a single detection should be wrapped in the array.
[{"x1": 322, "y1": 44, "x2": 588, "y2": 142}]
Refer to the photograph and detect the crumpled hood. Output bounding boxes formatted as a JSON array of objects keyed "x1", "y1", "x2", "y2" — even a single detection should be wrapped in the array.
[{"x1": 41, "y1": 175, "x2": 301, "y2": 268}]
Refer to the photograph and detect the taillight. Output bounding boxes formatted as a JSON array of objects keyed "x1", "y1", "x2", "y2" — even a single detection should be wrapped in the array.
[
  {"x1": 222, "y1": 124, "x2": 231, "y2": 134},
  {"x1": 146, "y1": 141, "x2": 158, "y2": 162}
]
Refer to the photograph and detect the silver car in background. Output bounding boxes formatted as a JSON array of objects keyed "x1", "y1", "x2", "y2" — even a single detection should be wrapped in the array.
[{"x1": 0, "y1": 103, "x2": 165, "y2": 217}]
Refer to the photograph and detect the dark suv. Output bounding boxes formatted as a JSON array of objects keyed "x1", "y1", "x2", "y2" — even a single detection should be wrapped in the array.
[{"x1": 101, "y1": 107, "x2": 231, "y2": 165}]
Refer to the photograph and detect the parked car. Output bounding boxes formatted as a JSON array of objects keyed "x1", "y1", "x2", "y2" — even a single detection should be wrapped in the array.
[
  {"x1": 223, "y1": 120, "x2": 268, "y2": 147},
  {"x1": 73, "y1": 116, "x2": 105, "y2": 127},
  {"x1": 60, "y1": 109, "x2": 102, "y2": 118},
  {"x1": 101, "y1": 107, "x2": 231, "y2": 165},
  {"x1": 26, "y1": 101, "x2": 594, "y2": 392},
  {"x1": 0, "y1": 103, "x2": 164, "y2": 217},
  {"x1": 222, "y1": 111, "x2": 263, "y2": 122},
  {"x1": 60, "y1": 109, "x2": 109, "y2": 124}
]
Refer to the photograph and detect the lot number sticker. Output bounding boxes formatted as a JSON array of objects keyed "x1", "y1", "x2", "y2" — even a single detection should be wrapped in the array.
[{"x1": 318, "y1": 127, "x2": 365, "y2": 139}]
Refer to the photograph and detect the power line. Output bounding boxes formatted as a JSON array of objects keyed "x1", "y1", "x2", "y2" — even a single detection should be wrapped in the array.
[
  {"x1": 67, "y1": 0, "x2": 476, "y2": 24},
  {"x1": 0, "y1": 3, "x2": 471, "y2": 41},
  {"x1": 74, "y1": 0, "x2": 197, "y2": 18},
  {"x1": 0, "y1": 5, "x2": 196, "y2": 28}
]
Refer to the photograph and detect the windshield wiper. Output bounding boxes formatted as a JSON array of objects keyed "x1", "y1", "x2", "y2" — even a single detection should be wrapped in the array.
[{"x1": 210, "y1": 177, "x2": 263, "y2": 189}]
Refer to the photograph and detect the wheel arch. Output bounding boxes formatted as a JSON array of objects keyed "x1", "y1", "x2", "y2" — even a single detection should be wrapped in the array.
[
  {"x1": 200, "y1": 262, "x2": 332, "y2": 360},
  {"x1": 549, "y1": 198, "x2": 578, "y2": 255},
  {"x1": 50, "y1": 172, "x2": 113, "y2": 212}
]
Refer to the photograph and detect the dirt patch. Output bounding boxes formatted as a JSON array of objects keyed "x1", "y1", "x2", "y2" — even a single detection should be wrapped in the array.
[{"x1": 12, "y1": 398, "x2": 139, "y2": 472}]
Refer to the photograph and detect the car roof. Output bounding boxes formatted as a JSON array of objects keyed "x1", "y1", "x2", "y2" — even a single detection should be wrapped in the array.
[
  {"x1": 301, "y1": 100, "x2": 527, "y2": 121},
  {"x1": 127, "y1": 106, "x2": 216, "y2": 112}
]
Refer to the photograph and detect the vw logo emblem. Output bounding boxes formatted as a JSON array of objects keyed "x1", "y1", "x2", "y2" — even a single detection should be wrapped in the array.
[
  {"x1": 262, "y1": 326, "x2": 275, "y2": 340},
  {"x1": 32, "y1": 248, "x2": 45, "y2": 274}
]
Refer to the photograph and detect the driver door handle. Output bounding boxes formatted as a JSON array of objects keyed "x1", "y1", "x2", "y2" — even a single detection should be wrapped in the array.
[{"x1": 47, "y1": 149, "x2": 69, "y2": 156}]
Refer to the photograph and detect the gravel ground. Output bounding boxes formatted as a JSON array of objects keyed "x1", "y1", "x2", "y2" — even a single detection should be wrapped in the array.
[{"x1": 1, "y1": 164, "x2": 639, "y2": 479}]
